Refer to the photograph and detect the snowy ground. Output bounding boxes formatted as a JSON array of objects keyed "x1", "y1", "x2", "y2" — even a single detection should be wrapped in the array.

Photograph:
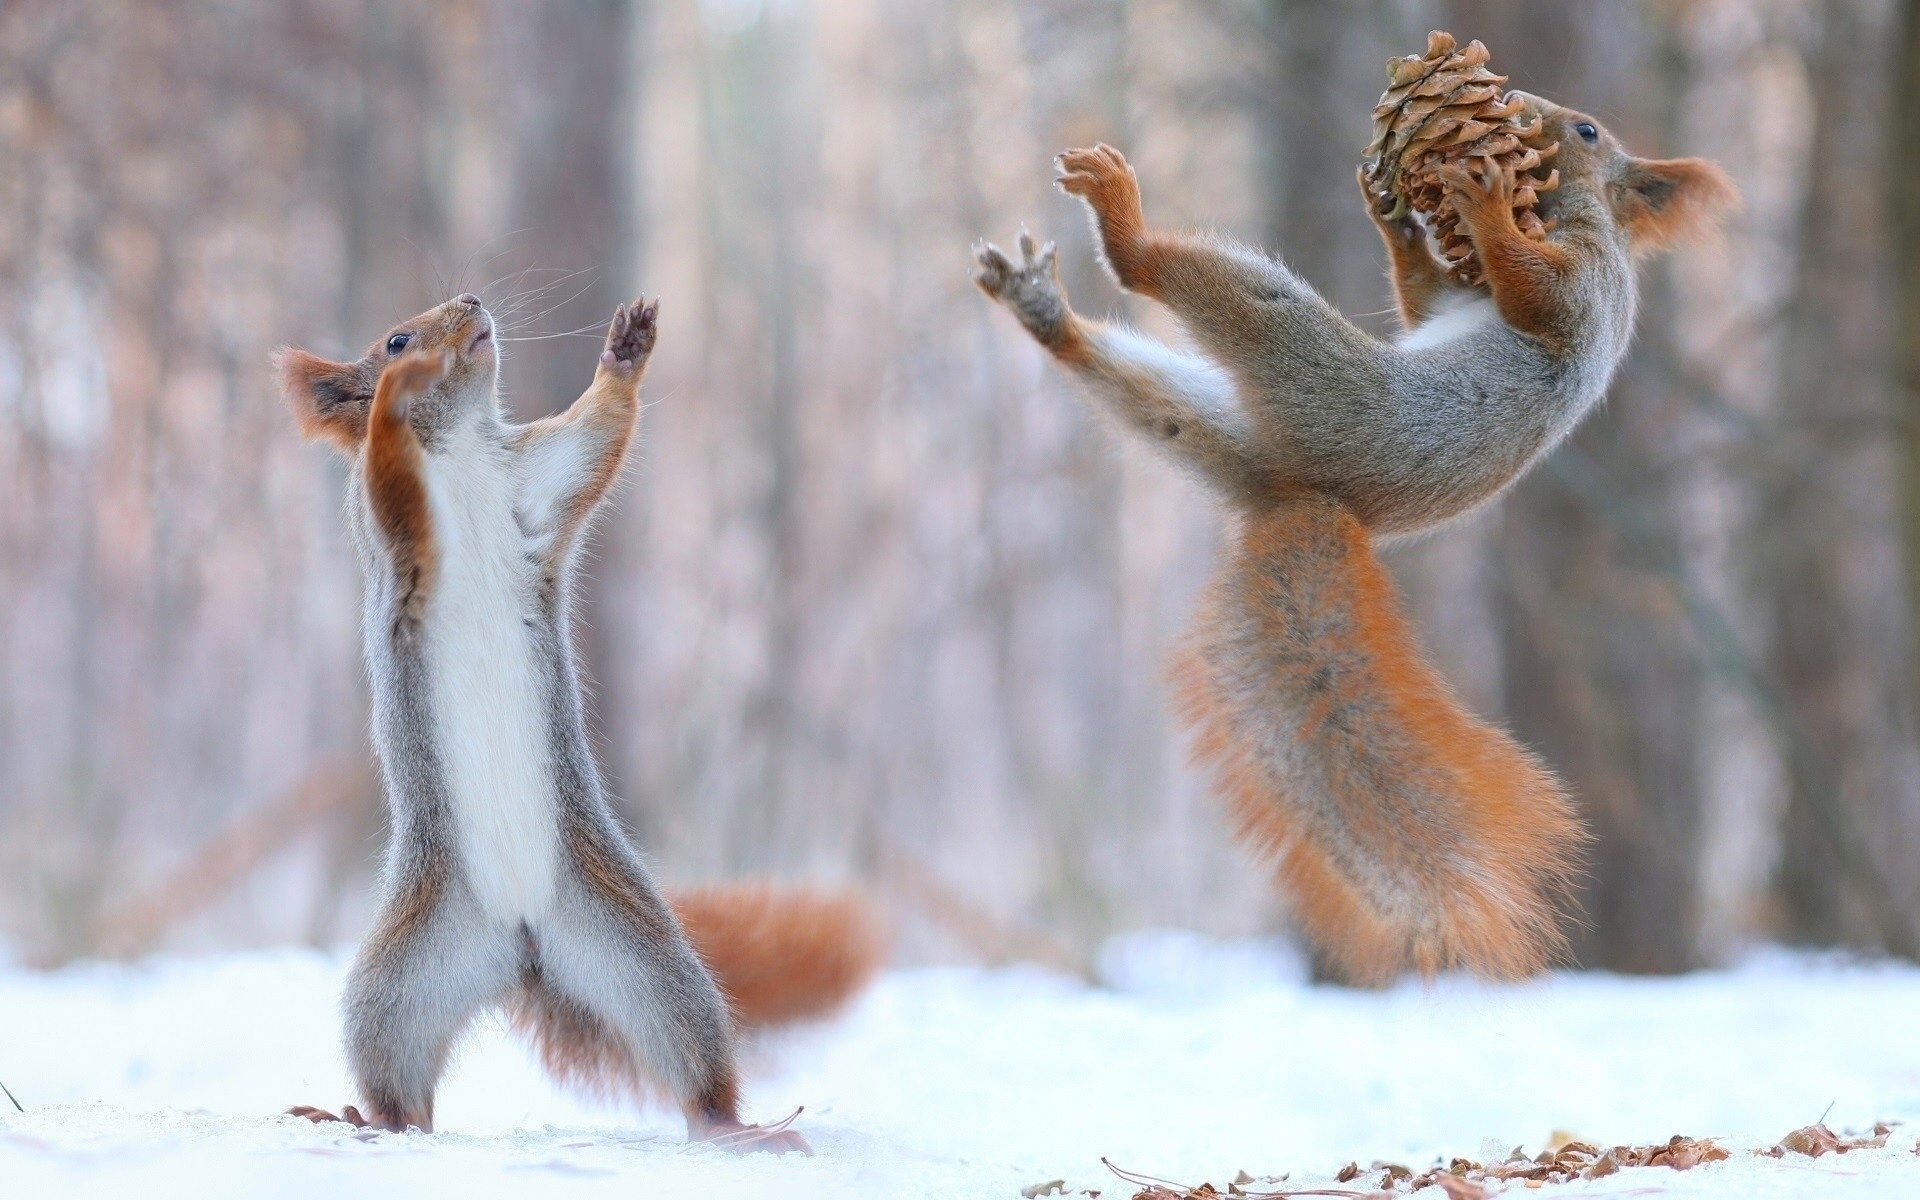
[{"x1": 3, "y1": 937, "x2": 1919, "y2": 1198}]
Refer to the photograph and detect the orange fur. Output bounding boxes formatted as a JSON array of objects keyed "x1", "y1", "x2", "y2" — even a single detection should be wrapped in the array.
[
  {"x1": 501, "y1": 882, "x2": 882, "y2": 1117},
  {"x1": 1057, "y1": 144, "x2": 1156, "y2": 293},
  {"x1": 1440, "y1": 161, "x2": 1578, "y2": 347},
  {"x1": 1611, "y1": 156, "x2": 1739, "y2": 256},
  {"x1": 669, "y1": 883, "x2": 887, "y2": 1030},
  {"x1": 274, "y1": 347, "x2": 371, "y2": 454},
  {"x1": 360, "y1": 351, "x2": 446, "y2": 621},
  {"x1": 507, "y1": 973, "x2": 660, "y2": 1106},
  {"x1": 1169, "y1": 495, "x2": 1587, "y2": 983},
  {"x1": 1358, "y1": 167, "x2": 1454, "y2": 330}
]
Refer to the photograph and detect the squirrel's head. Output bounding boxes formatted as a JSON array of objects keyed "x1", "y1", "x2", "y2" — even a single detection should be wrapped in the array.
[
  {"x1": 274, "y1": 293, "x2": 499, "y2": 454},
  {"x1": 1508, "y1": 92, "x2": 1738, "y2": 257}
]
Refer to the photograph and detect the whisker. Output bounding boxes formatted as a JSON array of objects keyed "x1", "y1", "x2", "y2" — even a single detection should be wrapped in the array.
[
  {"x1": 497, "y1": 325, "x2": 610, "y2": 343},
  {"x1": 490, "y1": 272, "x2": 598, "y2": 326}
]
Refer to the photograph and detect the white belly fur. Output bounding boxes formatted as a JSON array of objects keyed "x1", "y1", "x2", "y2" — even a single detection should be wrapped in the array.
[
  {"x1": 1395, "y1": 294, "x2": 1499, "y2": 352},
  {"x1": 424, "y1": 434, "x2": 560, "y2": 923}
]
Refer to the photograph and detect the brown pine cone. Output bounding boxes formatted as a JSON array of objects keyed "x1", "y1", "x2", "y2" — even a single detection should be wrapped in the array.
[{"x1": 1361, "y1": 30, "x2": 1560, "y2": 286}]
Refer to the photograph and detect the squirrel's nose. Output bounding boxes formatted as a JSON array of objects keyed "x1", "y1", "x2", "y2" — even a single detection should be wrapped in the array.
[{"x1": 456, "y1": 293, "x2": 482, "y2": 307}]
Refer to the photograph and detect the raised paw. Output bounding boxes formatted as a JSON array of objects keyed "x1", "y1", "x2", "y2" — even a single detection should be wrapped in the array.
[
  {"x1": 1054, "y1": 144, "x2": 1150, "y2": 287},
  {"x1": 373, "y1": 348, "x2": 452, "y2": 424},
  {"x1": 1357, "y1": 164, "x2": 1416, "y2": 236},
  {"x1": 971, "y1": 230, "x2": 1071, "y2": 351},
  {"x1": 1054, "y1": 143, "x2": 1139, "y2": 212},
  {"x1": 1437, "y1": 160, "x2": 1514, "y2": 222},
  {"x1": 598, "y1": 297, "x2": 659, "y2": 373},
  {"x1": 383, "y1": 348, "x2": 453, "y2": 394}
]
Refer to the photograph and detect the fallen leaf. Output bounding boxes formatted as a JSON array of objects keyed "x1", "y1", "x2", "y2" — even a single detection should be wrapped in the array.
[
  {"x1": 1772, "y1": 1122, "x2": 1889, "y2": 1159},
  {"x1": 1432, "y1": 1175, "x2": 1488, "y2": 1200},
  {"x1": 1023, "y1": 1181, "x2": 1066, "y2": 1199}
]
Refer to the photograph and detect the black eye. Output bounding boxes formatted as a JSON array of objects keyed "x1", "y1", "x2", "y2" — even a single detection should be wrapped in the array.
[
  {"x1": 1575, "y1": 122, "x2": 1598, "y2": 144},
  {"x1": 386, "y1": 332, "x2": 412, "y2": 355}
]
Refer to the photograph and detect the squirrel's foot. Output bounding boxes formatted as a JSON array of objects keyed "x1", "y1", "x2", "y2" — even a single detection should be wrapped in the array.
[
  {"x1": 1055, "y1": 143, "x2": 1150, "y2": 289},
  {"x1": 972, "y1": 230, "x2": 1073, "y2": 352},
  {"x1": 288, "y1": 1103, "x2": 424, "y2": 1133},
  {"x1": 288, "y1": 1104, "x2": 371, "y2": 1128},
  {"x1": 690, "y1": 1111, "x2": 814, "y2": 1156},
  {"x1": 597, "y1": 296, "x2": 659, "y2": 375}
]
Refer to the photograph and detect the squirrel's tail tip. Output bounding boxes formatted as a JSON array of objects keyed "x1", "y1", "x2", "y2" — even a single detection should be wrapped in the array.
[
  {"x1": 669, "y1": 881, "x2": 888, "y2": 1030},
  {"x1": 1247, "y1": 791, "x2": 1585, "y2": 987}
]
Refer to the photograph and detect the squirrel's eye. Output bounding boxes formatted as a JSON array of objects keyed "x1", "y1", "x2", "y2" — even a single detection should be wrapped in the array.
[
  {"x1": 386, "y1": 332, "x2": 412, "y2": 355},
  {"x1": 1574, "y1": 122, "x2": 1598, "y2": 144}
]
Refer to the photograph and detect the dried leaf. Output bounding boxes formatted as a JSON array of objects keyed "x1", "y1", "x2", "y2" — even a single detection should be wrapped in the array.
[
  {"x1": 1335, "y1": 1161, "x2": 1362, "y2": 1182},
  {"x1": 1771, "y1": 1122, "x2": 1891, "y2": 1158},
  {"x1": 1432, "y1": 1175, "x2": 1488, "y2": 1200},
  {"x1": 1024, "y1": 1180, "x2": 1068, "y2": 1198}
]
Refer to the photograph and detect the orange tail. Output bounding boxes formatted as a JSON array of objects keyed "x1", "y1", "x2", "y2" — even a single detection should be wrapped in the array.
[
  {"x1": 669, "y1": 883, "x2": 887, "y2": 1029},
  {"x1": 1169, "y1": 495, "x2": 1587, "y2": 984}
]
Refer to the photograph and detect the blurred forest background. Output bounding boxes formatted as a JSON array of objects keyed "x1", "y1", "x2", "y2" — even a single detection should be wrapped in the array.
[{"x1": 3, "y1": 0, "x2": 1918, "y2": 978}]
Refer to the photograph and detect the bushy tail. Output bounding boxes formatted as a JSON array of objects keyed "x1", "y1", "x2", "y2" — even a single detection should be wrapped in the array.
[
  {"x1": 669, "y1": 883, "x2": 887, "y2": 1029},
  {"x1": 1169, "y1": 495, "x2": 1586, "y2": 984}
]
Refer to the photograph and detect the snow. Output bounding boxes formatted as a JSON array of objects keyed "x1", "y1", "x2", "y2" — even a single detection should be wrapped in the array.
[{"x1": 4, "y1": 934, "x2": 1920, "y2": 1198}]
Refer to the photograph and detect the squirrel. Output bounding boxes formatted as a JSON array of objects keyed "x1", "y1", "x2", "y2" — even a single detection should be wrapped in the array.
[
  {"x1": 273, "y1": 293, "x2": 882, "y2": 1149},
  {"x1": 972, "y1": 94, "x2": 1735, "y2": 983}
]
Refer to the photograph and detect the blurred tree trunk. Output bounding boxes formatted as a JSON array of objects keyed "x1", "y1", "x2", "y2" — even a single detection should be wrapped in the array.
[
  {"x1": 1417, "y1": 1, "x2": 1710, "y2": 973},
  {"x1": 1898, "y1": 0, "x2": 1920, "y2": 879},
  {"x1": 1770, "y1": 0, "x2": 1920, "y2": 956}
]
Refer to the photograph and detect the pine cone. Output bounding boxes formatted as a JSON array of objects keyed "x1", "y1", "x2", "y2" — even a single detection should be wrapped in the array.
[{"x1": 1361, "y1": 30, "x2": 1559, "y2": 286}]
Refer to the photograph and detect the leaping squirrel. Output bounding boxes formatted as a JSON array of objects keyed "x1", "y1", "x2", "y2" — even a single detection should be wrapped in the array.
[
  {"x1": 973, "y1": 94, "x2": 1735, "y2": 982},
  {"x1": 275, "y1": 295, "x2": 881, "y2": 1149}
]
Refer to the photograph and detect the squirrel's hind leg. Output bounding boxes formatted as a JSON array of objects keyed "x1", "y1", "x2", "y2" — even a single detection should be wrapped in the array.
[
  {"x1": 309, "y1": 879, "x2": 515, "y2": 1133},
  {"x1": 533, "y1": 821, "x2": 810, "y2": 1154}
]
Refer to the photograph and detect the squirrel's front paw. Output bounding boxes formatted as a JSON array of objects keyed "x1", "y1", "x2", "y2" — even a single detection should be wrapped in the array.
[
  {"x1": 598, "y1": 297, "x2": 658, "y2": 374},
  {"x1": 971, "y1": 230, "x2": 1070, "y2": 348},
  {"x1": 1437, "y1": 160, "x2": 1513, "y2": 220},
  {"x1": 1357, "y1": 164, "x2": 1417, "y2": 237},
  {"x1": 373, "y1": 348, "x2": 452, "y2": 424},
  {"x1": 1055, "y1": 144, "x2": 1142, "y2": 220},
  {"x1": 382, "y1": 348, "x2": 453, "y2": 394}
]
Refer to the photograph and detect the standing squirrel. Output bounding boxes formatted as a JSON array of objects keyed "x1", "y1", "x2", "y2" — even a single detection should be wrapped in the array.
[
  {"x1": 274, "y1": 294, "x2": 882, "y2": 1148},
  {"x1": 973, "y1": 94, "x2": 1735, "y2": 982}
]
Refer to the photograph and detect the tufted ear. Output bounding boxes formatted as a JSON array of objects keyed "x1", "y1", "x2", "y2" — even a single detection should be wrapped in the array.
[
  {"x1": 1611, "y1": 156, "x2": 1739, "y2": 256},
  {"x1": 274, "y1": 347, "x2": 372, "y2": 454}
]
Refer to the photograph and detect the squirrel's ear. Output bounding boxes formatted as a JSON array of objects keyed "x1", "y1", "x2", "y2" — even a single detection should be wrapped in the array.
[
  {"x1": 1612, "y1": 156, "x2": 1738, "y2": 255},
  {"x1": 275, "y1": 347, "x2": 372, "y2": 454}
]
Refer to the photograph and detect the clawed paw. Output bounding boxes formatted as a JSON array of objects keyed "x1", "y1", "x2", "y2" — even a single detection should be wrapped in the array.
[
  {"x1": 971, "y1": 230, "x2": 1070, "y2": 346},
  {"x1": 697, "y1": 1113, "x2": 815, "y2": 1157},
  {"x1": 971, "y1": 229, "x2": 1057, "y2": 300},
  {"x1": 373, "y1": 348, "x2": 452, "y2": 423},
  {"x1": 1438, "y1": 159, "x2": 1511, "y2": 209},
  {"x1": 381, "y1": 348, "x2": 453, "y2": 396},
  {"x1": 598, "y1": 296, "x2": 659, "y2": 373},
  {"x1": 1357, "y1": 165, "x2": 1416, "y2": 235},
  {"x1": 1054, "y1": 143, "x2": 1137, "y2": 207}
]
